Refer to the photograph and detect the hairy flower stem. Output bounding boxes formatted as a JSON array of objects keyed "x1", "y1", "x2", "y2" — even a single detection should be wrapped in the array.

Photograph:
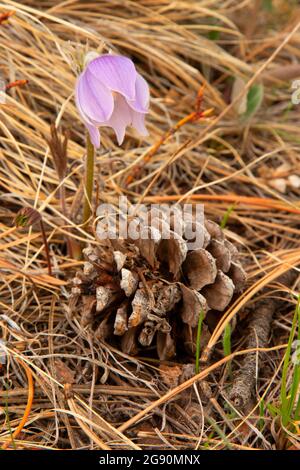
[
  {"x1": 82, "y1": 134, "x2": 95, "y2": 228},
  {"x1": 40, "y1": 220, "x2": 52, "y2": 276}
]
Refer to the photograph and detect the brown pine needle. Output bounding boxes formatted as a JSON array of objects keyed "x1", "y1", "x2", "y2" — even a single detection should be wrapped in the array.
[
  {"x1": 144, "y1": 194, "x2": 300, "y2": 215},
  {"x1": 2, "y1": 358, "x2": 34, "y2": 450}
]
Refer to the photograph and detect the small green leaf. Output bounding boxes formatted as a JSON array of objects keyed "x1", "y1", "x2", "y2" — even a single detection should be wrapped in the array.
[
  {"x1": 243, "y1": 83, "x2": 264, "y2": 120},
  {"x1": 220, "y1": 203, "x2": 236, "y2": 229},
  {"x1": 208, "y1": 30, "x2": 220, "y2": 41},
  {"x1": 14, "y1": 206, "x2": 41, "y2": 228},
  {"x1": 267, "y1": 402, "x2": 279, "y2": 418},
  {"x1": 262, "y1": 0, "x2": 273, "y2": 12}
]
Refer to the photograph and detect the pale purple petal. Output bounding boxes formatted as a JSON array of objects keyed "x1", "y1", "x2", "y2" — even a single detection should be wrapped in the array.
[
  {"x1": 88, "y1": 55, "x2": 137, "y2": 101},
  {"x1": 75, "y1": 76, "x2": 93, "y2": 125},
  {"x1": 86, "y1": 122, "x2": 101, "y2": 148},
  {"x1": 131, "y1": 110, "x2": 148, "y2": 136},
  {"x1": 101, "y1": 94, "x2": 131, "y2": 145},
  {"x1": 127, "y1": 74, "x2": 149, "y2": 113},
  {"x1": 76, "y1": 70, "x2": 114, "y2": 123}
]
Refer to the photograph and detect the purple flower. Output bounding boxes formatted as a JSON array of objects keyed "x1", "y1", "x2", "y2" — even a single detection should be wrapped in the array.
[{"x1": 75, "y1": 54, "x2": 149, "y2": 148}]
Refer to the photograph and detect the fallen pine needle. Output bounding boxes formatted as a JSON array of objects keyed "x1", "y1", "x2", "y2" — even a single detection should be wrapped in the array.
[
  {"x1": 144, "y1": 194, "x2": 300, "y2": 215},
  {"x1": 2, "y1": 358, "x2": 34, "y2": 450}
]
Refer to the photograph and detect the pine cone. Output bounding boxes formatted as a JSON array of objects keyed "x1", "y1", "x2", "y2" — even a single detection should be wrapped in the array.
[{"x1": 68, "y1": 208, "x2": 246, "y2": 360}]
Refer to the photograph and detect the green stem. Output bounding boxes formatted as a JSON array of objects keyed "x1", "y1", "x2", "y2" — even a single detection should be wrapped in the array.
[
  {"x1": 223, "y1": 322, "x2": 232, "y2": 379},
  {"x1": 82, "y1": 134, "x2": 95, "y2": 228}
]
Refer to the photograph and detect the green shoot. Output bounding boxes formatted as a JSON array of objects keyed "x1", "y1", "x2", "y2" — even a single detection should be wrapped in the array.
[
  {"x1": 279, "y1": 295, "x2": 300, "y2": 428},
  {"x1": 206, "y1": 416, "x2": 232, "y2": 450},
  {"x1": 195, "y1": 309, "x2": 205, "y2": 374},
  {"x1": 223, "y1": 322, "x2": 232, "y2": 377},
  {"x1": 220, "y1": 204, "x2": 235, "y2": 229}
]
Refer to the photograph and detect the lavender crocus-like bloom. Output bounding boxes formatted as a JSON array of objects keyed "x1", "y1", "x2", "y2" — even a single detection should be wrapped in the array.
[{"x1": 75, "y1": 54, "x2": 149, "y2": 148}]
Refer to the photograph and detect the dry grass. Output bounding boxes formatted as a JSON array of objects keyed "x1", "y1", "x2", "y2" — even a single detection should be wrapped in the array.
[{"x1": 0, "y1": 0, "x2": 300, "y2": 450}]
